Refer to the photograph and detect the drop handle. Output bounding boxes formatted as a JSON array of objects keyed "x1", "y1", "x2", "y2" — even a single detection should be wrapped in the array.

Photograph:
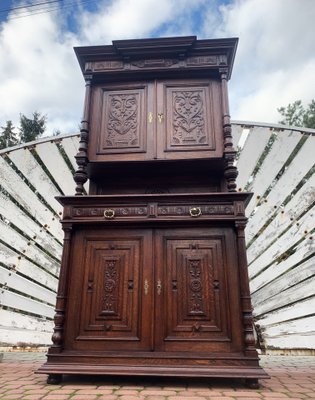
[{"x1": 157, "y1": 280, "x2": 162, "y2": 295}]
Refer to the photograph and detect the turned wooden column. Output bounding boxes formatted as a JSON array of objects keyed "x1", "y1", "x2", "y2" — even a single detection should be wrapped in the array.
[
  {"x1": 220, "y1": 68, "x2": 238, "y2": 192},
  {"x1": 74, "y1": 74, "x2": 92, "y2": 195},
  {"x1": 49, "y1": 222, "x2": 72, "y2": 354}
]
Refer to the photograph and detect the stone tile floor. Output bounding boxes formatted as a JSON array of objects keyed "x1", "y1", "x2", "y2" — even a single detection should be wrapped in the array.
[{"x1": 0, "y1": 352, "x2": 314, "y2": 399}]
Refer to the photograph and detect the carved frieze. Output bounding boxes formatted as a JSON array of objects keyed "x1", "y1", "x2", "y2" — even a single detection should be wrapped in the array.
[
  {"x1": 90, "y1": 55, "x2": 221, "y2": 73},
  {"x1": 71, "y1": 202, "x2": 238, "y2": 219}
]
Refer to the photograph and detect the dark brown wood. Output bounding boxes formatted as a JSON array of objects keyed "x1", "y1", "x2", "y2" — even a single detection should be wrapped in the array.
[{"x1": 37, "y1": 36, "x2": 268, "y2": 386}]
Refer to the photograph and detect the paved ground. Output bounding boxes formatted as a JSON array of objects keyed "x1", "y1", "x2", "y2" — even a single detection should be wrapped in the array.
[{"x1": 0, "y1": 352, "x2": 314, "y2": 399}]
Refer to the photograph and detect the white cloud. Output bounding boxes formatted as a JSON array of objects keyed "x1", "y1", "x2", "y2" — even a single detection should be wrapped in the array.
[
  {"x1": 212, "y1": 0, "x2": 315, "y2": 123},
  {"x1": 1, "y1": 0, "x2": 315, "y2": 137},
  {"x1": 0, "y1": 8, "x2": 84, "y2": 134}
]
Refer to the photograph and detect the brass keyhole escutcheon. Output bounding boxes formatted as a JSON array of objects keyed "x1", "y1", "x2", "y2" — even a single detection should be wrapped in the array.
[
  {"x1": 148, "y1": 112, "x2": 153, "y2": 123},
  {"x1": 189, "y1": 207, "x2": 202, "y2": 217},
  {"x1": 157, "y1": 113, "x2": 164, "y2": 123},
  {"x1": 104, "y1": 209, "x2": 115, "y2": 219},
  {"x1": 157, "y1": 280, "x2": 162, "y2": 295},
  {"x1": 144, "y1": 279, "x2": 149, "y2": 295}
]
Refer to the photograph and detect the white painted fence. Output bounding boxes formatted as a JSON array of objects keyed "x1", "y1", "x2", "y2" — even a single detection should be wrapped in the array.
[{"x1": 0, "y1": 122, "x2": 314, "y2": 352}]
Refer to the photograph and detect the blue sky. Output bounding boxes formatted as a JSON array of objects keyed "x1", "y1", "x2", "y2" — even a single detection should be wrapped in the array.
[{"x1": 1, "y1": 0, "x2": 315, "y2": 135}]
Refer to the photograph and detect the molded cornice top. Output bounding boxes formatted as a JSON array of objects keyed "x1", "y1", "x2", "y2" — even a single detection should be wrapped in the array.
[{"x1": 74, "y1": 36, "x2": 238, "y2": 80}]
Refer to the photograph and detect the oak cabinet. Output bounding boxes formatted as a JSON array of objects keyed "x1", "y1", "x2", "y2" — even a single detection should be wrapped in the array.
[
  {"x1": 88, "y1": 79, "x2": 223, "y2": 162},
  {"x1": 38, "y1": 36, "x2": 268, "y2": 387}
]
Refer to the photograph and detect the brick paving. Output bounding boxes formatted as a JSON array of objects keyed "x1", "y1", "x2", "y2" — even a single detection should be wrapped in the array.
[{"x1": 0, "y1": 352, "x2": 314, "y2": 399}]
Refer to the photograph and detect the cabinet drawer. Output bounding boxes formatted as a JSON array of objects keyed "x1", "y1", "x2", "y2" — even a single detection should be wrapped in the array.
[{"x1": 67, "y1": 201, "x2": 242, "y2": 222}]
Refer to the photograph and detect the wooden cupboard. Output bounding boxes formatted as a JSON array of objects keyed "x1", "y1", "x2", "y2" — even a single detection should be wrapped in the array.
[{"x1": 37, "y1": 36, "x2": 268, "y2": 387}]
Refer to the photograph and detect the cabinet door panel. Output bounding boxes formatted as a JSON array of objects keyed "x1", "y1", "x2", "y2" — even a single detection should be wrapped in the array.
[
  {"x1": 65, "y1": 229, "x2": 153, "y2": 351},
  {"x1": 157, "y1": 80, "x2": 223, "y2": 159},
  {"x1": 89, "y1": 83, "x2": 154, "y2": 161},
  {"x1": 155, "y1": 228, "x2": 242, "y2": 352}
]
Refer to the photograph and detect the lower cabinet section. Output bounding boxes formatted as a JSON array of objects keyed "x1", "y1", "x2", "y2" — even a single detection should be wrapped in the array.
[{"x1": 38, "y1": 225, "x2": 269, "y2": 384}]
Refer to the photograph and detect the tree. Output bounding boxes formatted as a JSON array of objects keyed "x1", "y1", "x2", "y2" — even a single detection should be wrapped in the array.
[
  {"x1": 0, "y1": 120, "x2": 19, "y2": 150},
  {"x1": 19, "y1": 111, "x2": 46, "y2": 143},
  {"x1": 278, "y1": 99, "x2": 315, "y2": 129}
]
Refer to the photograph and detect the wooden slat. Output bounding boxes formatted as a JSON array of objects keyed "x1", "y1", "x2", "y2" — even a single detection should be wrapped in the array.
[
  {"x1": 252, "y1": 257, "x2": 315, "y2": 315},
  {"x1": 8, "y1": 148, "x2": 62, "y2": 214},
  {"x1": 236, "y1": 126, "x2": 273, "y2": 190},
  {"x1": 231, "y1": 124, "x2": 244, "y2": 148},
  {"x1": 0, "y1": 156, "x2": 63, "y2": 240},
  {"x1": 264, "y1": 334, "x2": 315, "y2": 349},
  {"x1": 0, "y1": 266, "x2": 56, "y2": 305},
  {"x1": 246, "y1": 135, "x2": 315, "y2": 241},
  {"x1": 263, "y1": 316, "x2": 315, "y2": 336},
  {"x1": 0, "y1": 309, "x2": 53, "y2": 332},
  {"x1": 0, "y1": 192, "x2": 62, "y2": 259},
  {"x1": 247, "y1": 171, "x2": 315, "y2": 264},
  {"x1": 252, "y1": 268, "x2": 315, "y2": 317},
  {"x1": 245, "y1": 129, "x2": 302, "y2": 216},
  {"x1": 0, "y1": 242, "x2": 58, "y2": 291},
  {"x1": 256, "y1": 297, "x2": 315, "y2": 326},
  {"x1": 0, "y1": 289, "x2": 55, "y2": 318},
  {"x1": 248, "y1": 207, "x2": 315, "y2": 282},
  {"x1": 0, "y1": 220, "x2": 60, "y2": 278},
  {"x1": 0, "y1": 326, "x2": 52, "y2": 346},
  {"x1": 59, "y1": 135, "x2": 80, "y2": 170},
  {"x1": 35, "y1": 141, "x2": 75, "y2": 195}
]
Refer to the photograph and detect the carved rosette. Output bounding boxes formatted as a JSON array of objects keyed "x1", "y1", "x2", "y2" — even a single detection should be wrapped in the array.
[
  {"x1": 106, "y1": 94, "x2": 139, "y2": 148},
  {"x1": 172, "y1": 91, "x2": 206, "y2": 145}
]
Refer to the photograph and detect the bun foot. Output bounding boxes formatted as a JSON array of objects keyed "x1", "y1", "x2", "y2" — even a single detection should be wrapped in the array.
[
  {"x1": 47, "y1": 374, "x2": 62, "y2": 384},
  {"x1": 245, "y1": 378, "x2": 259, "y2": 389}
]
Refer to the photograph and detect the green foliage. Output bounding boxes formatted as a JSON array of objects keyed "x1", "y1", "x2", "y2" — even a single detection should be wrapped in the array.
[
  {"x1": 19, "y1": 111, "x2": 46, "y2": 143},
  {"x1": 278, "y1": 99, "x2": 315, "y2": 128},
  {"x1": 0, "y1": 121, "x2": 19, "y2": 149},
  {"x1": 0, "y1": 112, "x2": 47, "y2": 150}
]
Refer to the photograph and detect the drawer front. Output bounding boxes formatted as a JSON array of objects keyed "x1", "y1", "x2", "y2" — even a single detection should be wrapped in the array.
[{"x1": 67, "y1": 201, "x2": 244, "y2": 221}]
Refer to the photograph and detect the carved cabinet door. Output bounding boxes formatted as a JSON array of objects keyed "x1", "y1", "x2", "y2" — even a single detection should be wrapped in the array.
[
  {"x1": 156, "y1": 80, "x2": 223, "y2": 160},
  {"x1": 64, "y1": 228, "x2": 154, "y2": 351},
  {"x1": 154, "y1": 227, "x2": 243, "y2": 353},
  {"x1": 88, "y1": 82, "x2": 155, "y2": 161}
]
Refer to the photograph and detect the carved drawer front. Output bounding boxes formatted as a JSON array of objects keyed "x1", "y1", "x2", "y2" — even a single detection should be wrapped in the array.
[
  {"x1": 154, "y1": 227, "x2": 243, "y2": 353},
  {"x1": 70, "y1": 200, "x2": 240, "y2": 221},
  {"x1": 64, "y1": 229, "x2": 153, "y2": 351}
]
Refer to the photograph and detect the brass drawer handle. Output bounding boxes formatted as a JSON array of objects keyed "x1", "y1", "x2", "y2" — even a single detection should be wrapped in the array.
[
  {"x1": 189, "y1": 207, "x2": 202, "y2": 217},
  {"x1": 104, "y1": 209, "x2": 115, "y2": 219}
]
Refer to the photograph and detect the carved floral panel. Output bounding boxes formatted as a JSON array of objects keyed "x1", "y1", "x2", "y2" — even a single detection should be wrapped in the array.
[
  {"x1": 100, "y1": 89, "x2": 145, "y2": 152},
  {"x1": 172, "y1": 90, "x2": 207, "y2": 146}
]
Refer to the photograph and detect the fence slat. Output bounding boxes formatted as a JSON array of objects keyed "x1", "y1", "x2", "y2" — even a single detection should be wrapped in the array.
[
  {"x1": 0, "y1": 156, "x2": 63, "y2": 240},
  {"x1": 0, "y1": 266, "x2": 56, "y2": 305},
  {"x1": 236, "y1": 127, "x2": 273, "y2": 190},
  {"x1": 246, "y1": 135, "x2": 315, "y2": 241},
  {"x1": 245, "y1": 129, "x2": 302, "y2": 216},
  {"x1": 35, "y1": 141, "x2": 75, "y2": 195},
  {"x1": 59, "y1": 135, "x2": 80, "y2": 171},
  {"x1": 0, "y1": 242, "x2": 58, "y2": 291},
  {"x1": 8, "y1": 148, "x2": 62, "y2": 214},
  {"x1": 0, "y1": 289, "x2": 54, "y2": 318}
]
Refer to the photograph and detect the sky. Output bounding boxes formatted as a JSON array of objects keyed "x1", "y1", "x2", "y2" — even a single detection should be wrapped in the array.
[{"x1": 0, "y1": 0, "x2": 315, "y2": 136}]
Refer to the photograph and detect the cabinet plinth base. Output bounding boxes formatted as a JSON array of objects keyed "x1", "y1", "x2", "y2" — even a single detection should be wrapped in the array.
[{"x1": 37, "y1": 358, "x2": 269, "y2": 382}]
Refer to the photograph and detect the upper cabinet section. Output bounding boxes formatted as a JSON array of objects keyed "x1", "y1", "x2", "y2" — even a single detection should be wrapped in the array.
[
  {"x1": 74, "y1": 36, "x2": 238, "y2": 165},
  {"x1": 88, "y1": 79, "x2": 223, "y2": 162}
]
